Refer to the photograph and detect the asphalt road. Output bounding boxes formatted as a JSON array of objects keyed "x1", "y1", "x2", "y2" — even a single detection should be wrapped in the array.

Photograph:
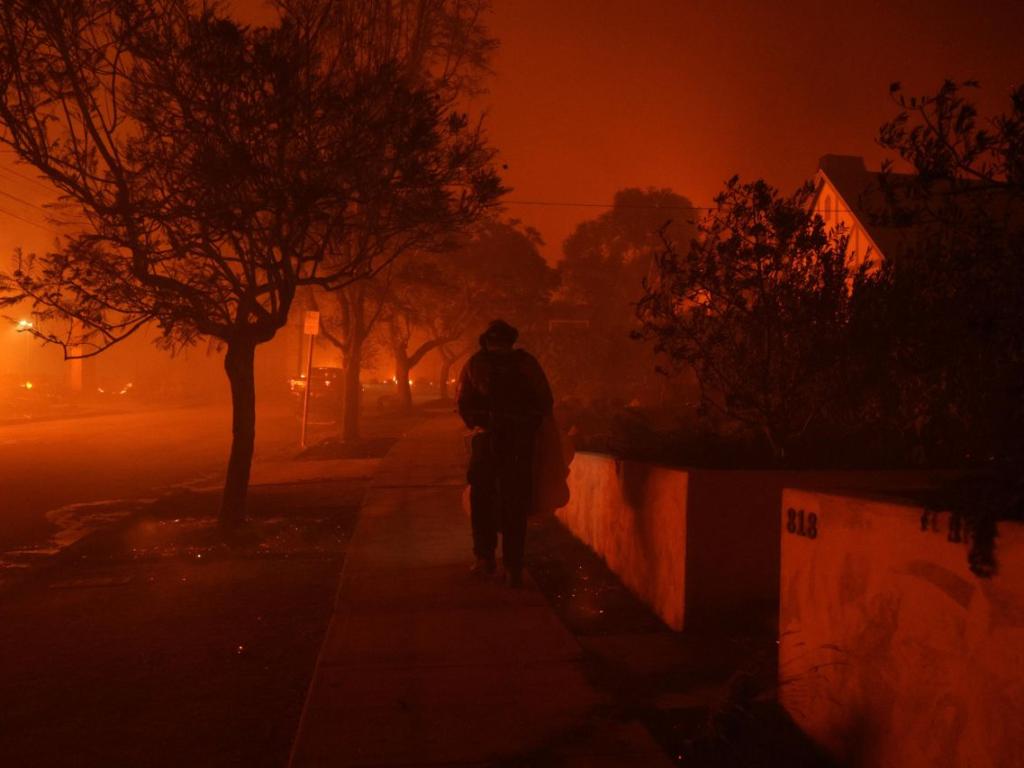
[{"x1": 0, "y1": 402, "x2": 304, "y2": 555}]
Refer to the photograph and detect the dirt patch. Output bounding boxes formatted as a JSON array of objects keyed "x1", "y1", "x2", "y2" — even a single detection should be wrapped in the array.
[
  {"x1": 0, "y1": 478, "x2": 365, "y2": 768},
  {"x1": 297, "y1": 409, "x2": 429, "y2": 460},
  {"x1": 298, "y1": 435, "x2": 398, "y2": 460}
]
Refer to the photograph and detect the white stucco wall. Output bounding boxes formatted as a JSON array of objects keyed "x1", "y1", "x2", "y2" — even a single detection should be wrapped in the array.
[
  {"x1": 779, "y1": 488, "x2": 1024, "y2": 768},
  {"x1": 557, "y1": 453, "x2": 688, "y2": 630}
]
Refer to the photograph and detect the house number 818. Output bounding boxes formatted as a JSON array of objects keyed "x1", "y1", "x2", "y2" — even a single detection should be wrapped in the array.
[{"x1": 786, "y1": 508, "x2": 818, "y2": 539}]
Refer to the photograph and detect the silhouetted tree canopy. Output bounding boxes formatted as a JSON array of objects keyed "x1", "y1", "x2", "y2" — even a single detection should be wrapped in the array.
[
  {"x1": 560, "y1": 187, "x2": 695, "y2": 312},
  {"x1": 445, "y1": 218, "x2": 556, "y2": 340},
  {"x1": 552, "y1": 187, "x2": 697, "y2": 403},
  {"x1": 636, "y1": 177, "x2": 858, "y2": 460},
  {"x1": 301, "y1": 0, "x2": 502, "y2": 441},
  {"x1": 869, "y1": 80, "x2": 1024, "y2": 573},
  {"x1": 866, "y1": 81, "x2": 1024, "y2": 466},
  {"x1": 0, "y1": 0, "x2": 501, "y2": 521},
  {"x1": 423, "y1": 218, "x2": 556, "y2": 399}
]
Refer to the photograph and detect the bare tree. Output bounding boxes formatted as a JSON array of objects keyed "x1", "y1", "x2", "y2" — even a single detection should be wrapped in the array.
[
  {"x1": 384, "y1": 257, "x2": 455, "y2": 411},
  {"x1": 0, "y1": 0, "x2": 500, "y2": 523},
  {"x1": 437, "y1": 343, "x2": 467, "y2": 400},
  {"x1": 305, "y1": 0, "x2": 505, "y2": 434},
  {"x1": 280, "y1": 0, "x2": 497, "y2": 96},
  {"x1": 315, "y1": 278, "x2": 390, "y2": 443}
]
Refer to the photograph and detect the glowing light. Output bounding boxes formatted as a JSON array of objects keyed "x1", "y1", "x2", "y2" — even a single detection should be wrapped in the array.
[
  {"x1": 23, "y1": 381, "x2": 33, "y2": 390},
  {"x1": 16, "y1": 319, "x2": 32, "y2": 331}
]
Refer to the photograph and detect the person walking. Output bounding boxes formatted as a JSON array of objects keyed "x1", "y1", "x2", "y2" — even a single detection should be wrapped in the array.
[{"x1": 457, "y1": 319, "x2": 554, "y2": 587}]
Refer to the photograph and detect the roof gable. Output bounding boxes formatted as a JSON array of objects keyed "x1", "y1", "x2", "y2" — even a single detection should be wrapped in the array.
[{"x1": 813, "y1": 155, "x2": 924, "y2": 262}]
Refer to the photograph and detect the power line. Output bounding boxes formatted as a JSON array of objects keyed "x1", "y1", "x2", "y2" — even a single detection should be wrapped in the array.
[
  {"x1": 504, "y1": 198, "x2": 711, "y2": 210},
  {"x1": 0, "y1": 158, "x2": 58, "y2": 192},
  {"x1": 0, "y1": 148, "x2": 851, "y2": 215},
  {"x1": 0, "y1": 168, "x2": 54, "y2": 193},
  {"x1": 0, "y1": 205, "x2": 58, "y2": 233},
  {"x1": 0, "y1": 182, "x2": 74, "y2": 228},
  {"x1": 0, "y1": 170, "x2": 84, "y2": 230},
  {"x1": 0, "y1": 188, "x2": 52, "y2": 212},
  {"x1": 503, "y1": 198, "x2": 860, "y2": 215}
]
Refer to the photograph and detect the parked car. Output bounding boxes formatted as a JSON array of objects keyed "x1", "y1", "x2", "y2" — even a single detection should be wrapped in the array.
[
  {"x1": 1, "y1": 373, "x2": 65, "y2": 415},
  {"x1": 362, "y1": 380, "x2": 398, "y2": 411},
  {"x1": 94, "y1": 378, "x2": 137, "y2": 398},
  {"x1": 288, "y1": 366, "x2": 343, "y2": 402}
]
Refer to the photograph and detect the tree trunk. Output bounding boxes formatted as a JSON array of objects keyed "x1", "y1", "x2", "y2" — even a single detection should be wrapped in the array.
[
  {"x1": 438, "y1": 356, "x2": 453, "y2": 400},
  {"x1": 394, "y1": 351, "x2": 413, "y2": 412},
  {"x1": 341, "y1": 339, "x2": 362, "y2": 443},
  {"x1": 221, "y1": 336, "x2": 257, "y2": 527}
]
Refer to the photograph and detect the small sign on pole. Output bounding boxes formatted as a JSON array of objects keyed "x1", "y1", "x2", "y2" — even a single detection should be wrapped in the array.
[{"x1": 299, "y1": 311, "x2": 320, "y2": 448}]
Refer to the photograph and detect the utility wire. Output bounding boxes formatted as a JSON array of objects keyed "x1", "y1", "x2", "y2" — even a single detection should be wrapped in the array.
[
  {"x1": 0, "y1": 176, "x2": 71, "y2": 230},
  {"x1": 0, "y1": 188, "x2": 53, "y2": 212},
  {"x1": 0, "y1": 151, "x2": 59, "y2": 192},
  {"x1": 505, "y1": 198, "x2": 713, "y2": 211},
  {"x1": 0, "y1": 165, "x2": 857, "y2": 230},
  {"x1": 0, "y1": 165, "x2": 55, "y2": 193},
  {"x1": 0, "y1": 205, "x2": 57, "y2": 233},
  {"x1": 0, "y1": 148, "x2": 854, "y2": 215},
  {"x1": 503, "y1": 198, "x2": 859, "y2": 214}
]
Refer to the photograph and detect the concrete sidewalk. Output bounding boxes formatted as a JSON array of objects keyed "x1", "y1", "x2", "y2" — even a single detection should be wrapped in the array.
[{"x1": 289, "y1": 414, "x2": 672, "y2": 767}]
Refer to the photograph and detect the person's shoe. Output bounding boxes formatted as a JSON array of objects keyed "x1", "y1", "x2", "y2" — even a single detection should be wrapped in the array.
[
  {"x1": 470, "y1": 558, "x2": 497, "y2": 578},
  {"x1": 504, "y1": 568, "x2": 524, "y2": 589}
]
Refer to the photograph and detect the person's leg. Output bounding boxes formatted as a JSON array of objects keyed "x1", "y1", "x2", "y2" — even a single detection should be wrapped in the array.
[
  {"x1": 501, "y1": 504, "x2": 527, "y2": 585},
  {"x1": 499, "y1": 429, "x2": 534, "y2": 585},
  {"x1": 470, "y1": 481, "x2": 498, "y2": 566},
  {"x1": 468, "y1": 434, "x2": 498, "y2": 572}
]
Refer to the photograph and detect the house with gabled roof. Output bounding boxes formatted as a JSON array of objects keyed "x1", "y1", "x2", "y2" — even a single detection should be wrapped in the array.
[
  {"x1": 810, "y1": 154, "x2": 917, "y2": 270},
  {"x1": 811, "y1": 153, "x2": 1022, "y2": 272}
]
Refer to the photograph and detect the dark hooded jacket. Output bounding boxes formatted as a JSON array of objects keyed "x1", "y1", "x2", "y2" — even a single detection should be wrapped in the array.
[{"x1": 456, "y1": 347, "x2": 553, "y2": 432}]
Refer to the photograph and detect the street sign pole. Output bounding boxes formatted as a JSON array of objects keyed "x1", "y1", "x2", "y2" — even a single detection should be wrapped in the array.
[{"x1": 299, "y1": 311, "x2": 320, "y2": 449}]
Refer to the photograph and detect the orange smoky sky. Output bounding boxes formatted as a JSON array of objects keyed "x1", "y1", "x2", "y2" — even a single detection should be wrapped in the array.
[
  {"x1": 2, "y1": 0, "x2": 1020, "y2": 262},
  {"x1": 482, "y1": 0, "x2": 1022, "y2": 259}
]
